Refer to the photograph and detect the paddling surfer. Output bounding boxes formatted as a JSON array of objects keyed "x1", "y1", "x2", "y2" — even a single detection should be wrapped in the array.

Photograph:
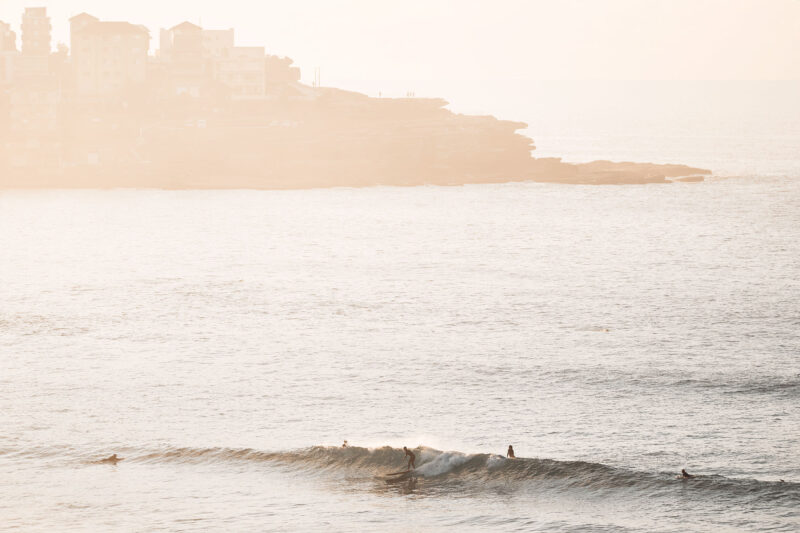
[
  {"x1": 100, "y1": 454, "x2": 123, "y2": 464},
  {"x1": 681, "y1": 469, "x2": 694, "y2": 479},
  {"x1": 403, "y1": 446, "x2": 416, "y2": 470}
]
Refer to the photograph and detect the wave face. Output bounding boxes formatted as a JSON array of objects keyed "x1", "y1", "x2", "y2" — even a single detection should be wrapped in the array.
[
  {"x1": 120, "y1": 445, "x2": 799, "y2": 505},
  {"x1": 4, "y1": 172, "x2": 800, "y2": 532}
]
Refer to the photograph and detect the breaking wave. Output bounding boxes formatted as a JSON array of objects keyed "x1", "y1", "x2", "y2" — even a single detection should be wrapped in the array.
[{"x1": 118, "y1": 445, "x2": 799, "y2": 504}]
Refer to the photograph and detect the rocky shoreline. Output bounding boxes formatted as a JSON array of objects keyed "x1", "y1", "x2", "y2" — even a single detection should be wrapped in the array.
[{"x1": 1, "y1": 86, "x2": 710, "y2": 189}]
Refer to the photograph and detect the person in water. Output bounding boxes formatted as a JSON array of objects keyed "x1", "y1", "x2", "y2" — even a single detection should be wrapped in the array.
[
  {"x1": 100, "y1": 454, "x2": 123, "y2": 464},
  {"x1": 507, "y1": 445, "x2": 516, "y2": 458},
  {"x1": 403, "y1": 446, "x2": 416, "y2": 470},
  {"x1": 681, "y1": 469, "x2": 694, "y2": 479},
  {"x1": 342, "y1": 440, "x2": 348, "y2": 448}
]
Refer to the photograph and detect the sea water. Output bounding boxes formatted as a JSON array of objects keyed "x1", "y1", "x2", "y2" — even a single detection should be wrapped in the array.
[{"x1": 1, "y1": 81, "x2": 799, "y2": 531}]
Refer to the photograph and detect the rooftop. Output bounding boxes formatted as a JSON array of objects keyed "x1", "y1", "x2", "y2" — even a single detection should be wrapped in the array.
[
  {"x1": 74, "y1": 21, "x2": 150, "y2": 36},
  {"x1": 169, "y1": 21, "x2": 202, "y2": 32},
  {"x1": 69, "y1": 13, "x2": 99, "y2": 23}
]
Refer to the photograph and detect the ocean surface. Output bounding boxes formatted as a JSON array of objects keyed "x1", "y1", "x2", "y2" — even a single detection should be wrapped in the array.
[{"x1": 1, "y1": 81, "x2": 800, "y2": 531}]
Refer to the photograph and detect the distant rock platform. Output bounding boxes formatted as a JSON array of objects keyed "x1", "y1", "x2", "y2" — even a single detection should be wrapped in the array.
[{"x1": 1, "y1": 85, "x2": 710, "y2": 189}]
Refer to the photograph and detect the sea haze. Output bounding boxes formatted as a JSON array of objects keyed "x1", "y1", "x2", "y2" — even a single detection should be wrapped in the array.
[{"x1": 1, "y1": 81, "x2": 799, "y2": 531}]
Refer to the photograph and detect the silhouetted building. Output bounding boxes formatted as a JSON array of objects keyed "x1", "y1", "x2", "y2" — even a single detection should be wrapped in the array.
[
  {"x1": 202, "y1": 29, "x2": 234, "y2": 60},
  {"x1": 16, "y1": 8, "x2": 50, "y2": 80},
  {"x1": 0, "y1": 21, "x2": 17, "y2": 51},
  {"x1": 201, "y1": 28, "x2": 233, "y2": 82},
  {"x1": 0, "y1": 21, "x2": 18, "y2": 85},
  {"x1": 159, "y1": 24, "x2": 281, "y2": 99},
  {"x1": 68, "y1": 13, "x2": 97, "y2": 53},
  {"x1": 219, "y1": 46, "x2": 266, "y2": 99},
  {"x1": 159, "y1": 22, "x2": 206, "y2": 97},
  {"x1": 0, "y1": 52, "x2": 16, "y2": 86},
  {"x1": 69, "y1": 13, "x2": 150, "y2": 97},
  {"x1": 21, "y1": 7, "x2": 50, "y2": 56},
  {"x1": 199, "y1": 28, "x2": 266, "y2": 98}
]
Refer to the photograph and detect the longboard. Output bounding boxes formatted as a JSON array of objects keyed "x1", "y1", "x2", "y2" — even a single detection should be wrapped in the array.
[
  {"x1": 381, "y1": 471, "x2": 412, "y2": 482},
  {"x1": 386, "y1": 470, "x2": 411, "y2": 476}
]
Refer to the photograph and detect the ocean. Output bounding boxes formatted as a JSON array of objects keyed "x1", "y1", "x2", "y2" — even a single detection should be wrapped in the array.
[{"x1": 1, "y1": 81, "x2": 799, "y2": 531}]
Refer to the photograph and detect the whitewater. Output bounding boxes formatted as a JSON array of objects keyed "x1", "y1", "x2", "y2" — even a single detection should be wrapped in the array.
[{"x1": 1, "y1": 81, "x2": 799, "y2": 531}]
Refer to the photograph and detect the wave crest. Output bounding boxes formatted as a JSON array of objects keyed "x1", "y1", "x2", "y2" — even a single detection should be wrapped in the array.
[{"x1": 121, "y1": 444, "x2": 799, "y2": 505}]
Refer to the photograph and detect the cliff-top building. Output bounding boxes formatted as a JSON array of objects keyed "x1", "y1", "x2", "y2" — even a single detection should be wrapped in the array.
[
  {"x1": 21, "y1": 7, "x2": 50, "y2": 56},
  {"x1": 0, "y1": 21, "x2": 17, "y2": 52},
  {"x1": 0, "y1": 21, "x2": 18, "y2": 85},
  {"x1": 15, "y1": 7, "x2": 50, "y2": 79},
  {"x1": 159, "y1": 23, "x2": 273, "y2": 99},
  {"x1": 217, "y1": 46, "x2": 266, "y2": 99},
  {"x1": 69, "y1": 13, "x2": 150, "y2": 97},
  {"x1": 159, "y1": 22, "x2": 206, "y2": 97},
  {"x1": 202, "y1": 29, "x2": 234, "y2": 60}
]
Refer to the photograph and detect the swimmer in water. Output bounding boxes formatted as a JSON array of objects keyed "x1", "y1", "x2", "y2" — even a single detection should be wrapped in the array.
[
  {"x1": 100, "y1": 454, "x2": 123, "y2": 464},
  {"x1": 403, "y1": 446, "x2": 416, "y2": 471},
  {"x1": 681, "y1": 469, "x2": 694, "y2": 479},
  {"x1": 507, "y1": 445, "x2": 516, "y2": 458}
]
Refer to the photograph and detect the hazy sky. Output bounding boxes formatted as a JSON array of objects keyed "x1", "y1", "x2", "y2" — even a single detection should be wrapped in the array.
[{"x1": 1, "y1": 0, "x2": 798, "y2": 83}]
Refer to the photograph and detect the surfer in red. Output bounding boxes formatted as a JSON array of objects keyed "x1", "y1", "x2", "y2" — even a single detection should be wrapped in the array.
[{"x1": 403, "y1": 446, "x2": 416, "y2": 470}]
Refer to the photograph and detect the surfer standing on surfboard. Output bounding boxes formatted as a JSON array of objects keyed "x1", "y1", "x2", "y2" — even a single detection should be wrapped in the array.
[
  {"x1": 403, "y1": 446, "x2": 416, "y2": 470},
  {"x1": 99, "y1": 454, "x2": 123, "y2": 464},
  {"x1": 507, "y1": 445, "x2": 515, "y2": 458}
]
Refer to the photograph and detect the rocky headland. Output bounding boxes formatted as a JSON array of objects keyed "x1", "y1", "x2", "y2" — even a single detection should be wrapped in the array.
[{"x1": 1, "y1": 84, "x2": 709, "y2": 189}]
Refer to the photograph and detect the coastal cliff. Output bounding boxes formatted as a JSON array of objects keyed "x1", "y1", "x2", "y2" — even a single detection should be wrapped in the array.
[
  {"x1": 0, "y1": 9, "x2": 710, "y2": 189},
  {"x1": 0, "y1": 84, "x2": 709, "y2": 189}
]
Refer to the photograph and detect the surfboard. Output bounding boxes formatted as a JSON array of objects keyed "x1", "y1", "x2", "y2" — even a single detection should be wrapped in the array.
[
  {"x1": 386, "y1": 470, "x2": 411, "y2": 476},
  {"x1": 381, "y1": 471, "x2": 412, "y2": 482}
]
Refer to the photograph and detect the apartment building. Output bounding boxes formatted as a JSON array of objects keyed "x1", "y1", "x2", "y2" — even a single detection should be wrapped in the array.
[
  {"x1": 16, "y1": 7, "x2": 50, "y2": 79},
  {"x1": 69, "y1": 13, "x2": 150, "y2": 97},
  {"x1": 0, "y1": 21, "x2": 18, "y2": 85},
  {"x1": 218, "y1": 46, "x2": 266, "y2": 99}
]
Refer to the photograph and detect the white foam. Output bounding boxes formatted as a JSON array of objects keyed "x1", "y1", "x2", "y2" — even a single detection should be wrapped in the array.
[
  {"x1": 416, "y1": 451, "x2": 472, "y2": 476},
  {"x1": 486, "y1": 454, "x2": 507, "y2": 470}
]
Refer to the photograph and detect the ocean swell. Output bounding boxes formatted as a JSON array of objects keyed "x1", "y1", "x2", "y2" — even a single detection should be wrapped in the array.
[{"x1": 116, "y1": 445, "x2": 800, "y2": 505}]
